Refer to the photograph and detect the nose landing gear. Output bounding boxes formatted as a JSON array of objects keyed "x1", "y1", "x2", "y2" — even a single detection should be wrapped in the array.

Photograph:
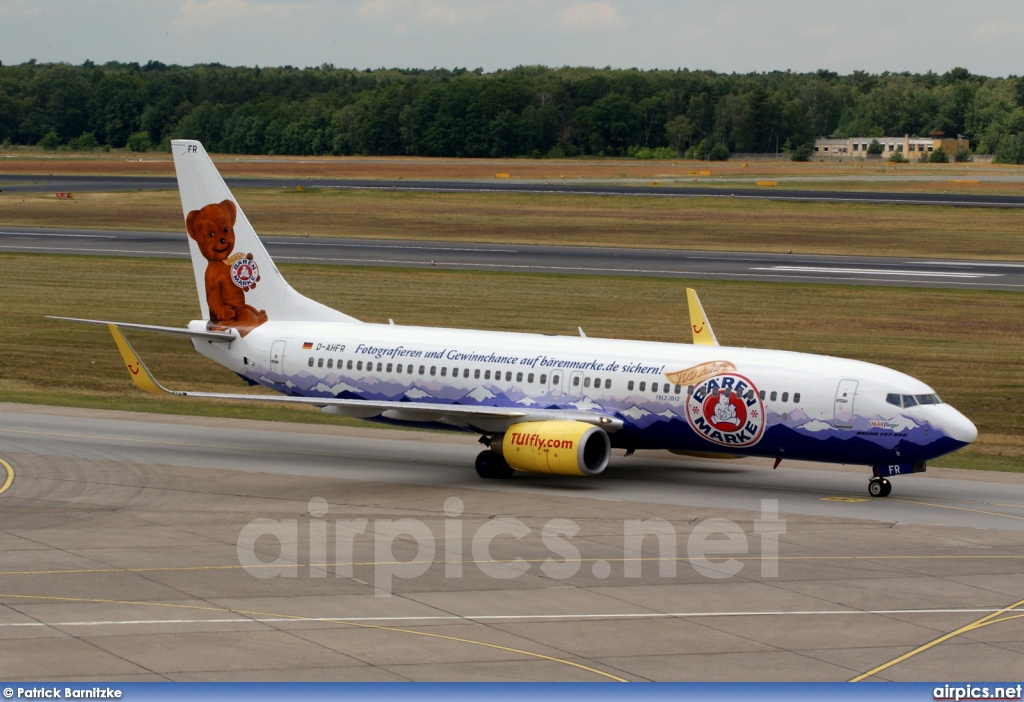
[{"x1": 868, "y1": 477, "x2": 892, "y2": 498}]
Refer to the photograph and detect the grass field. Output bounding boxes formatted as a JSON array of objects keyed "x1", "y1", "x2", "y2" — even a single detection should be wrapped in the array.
[
  {"x1": 0, "y1": 252, "x2": 1020, "y2": 472},
  {"x1": 4, "y1": 187, "x2": 1024, "y2": 261}
]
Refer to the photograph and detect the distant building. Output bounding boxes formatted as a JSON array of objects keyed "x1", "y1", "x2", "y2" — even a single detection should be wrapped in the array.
[{"x1": 814, "y1": 135, "x2": 969, "y2": 158}]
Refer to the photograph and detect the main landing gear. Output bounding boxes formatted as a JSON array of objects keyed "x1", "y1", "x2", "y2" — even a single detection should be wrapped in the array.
[
  {"x1": 475, "y1": 450, "x2": 514, "y2": 479},
  {"x1": 868, "y1": 477, "x2": 892, "y2": 498}
]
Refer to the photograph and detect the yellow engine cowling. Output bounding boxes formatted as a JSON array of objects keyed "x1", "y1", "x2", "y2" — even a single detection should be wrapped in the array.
[{"x1": 500, "y1": 420, "x2": 611, "y2": 476}]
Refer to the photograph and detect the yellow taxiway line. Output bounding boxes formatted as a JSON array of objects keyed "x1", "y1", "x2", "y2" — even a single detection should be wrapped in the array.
[
  {"x1": 850, "y1": 595, "x2": 1024, "y2": 681},
  {"x1": 0, "y1": 592, "x2": 628, "y2": 682},
  {"x1": 0, "y1": 457, "x2": 13, "y2": 496}
]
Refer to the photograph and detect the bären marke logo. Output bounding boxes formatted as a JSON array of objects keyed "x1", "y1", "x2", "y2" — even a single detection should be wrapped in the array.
[
  {"x1": 685, "y1": 372, "x2": 765, "y2": 447},
  {"x1": 230, "y1": 255, "x2": 260, "y2": 291}
]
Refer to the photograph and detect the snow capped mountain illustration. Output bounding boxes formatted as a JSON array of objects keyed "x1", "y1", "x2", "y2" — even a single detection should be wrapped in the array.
[
  {"x1": 621, "y1": 405, "x2": 652, "y2": 420},
  {"x1": 313, "y1": 380, "x2": 362, "y2": 395},
  {"x1": 466, "y1": 385, "x2": 496, "y2": 402},
  {"x1": 797, "y1": 419, "x2": 834, "y2": 432},
  {"x1": 404, "y1": 387, "x2": 432, "y2": 399}
]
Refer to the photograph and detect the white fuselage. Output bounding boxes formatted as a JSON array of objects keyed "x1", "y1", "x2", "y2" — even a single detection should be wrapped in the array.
[{"x1": 192, "y1": 319, "x2": 977, "y2": 467}]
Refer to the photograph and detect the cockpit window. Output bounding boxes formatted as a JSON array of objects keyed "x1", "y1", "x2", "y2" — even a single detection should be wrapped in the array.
[{"x1": 887, "y1": 392, "x2": 942, "y2": 408}]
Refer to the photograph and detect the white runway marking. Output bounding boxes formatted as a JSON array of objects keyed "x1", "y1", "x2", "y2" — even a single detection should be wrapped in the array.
[{"x1": 751, "y1": 265, "x2": 1002, "y2": 279}]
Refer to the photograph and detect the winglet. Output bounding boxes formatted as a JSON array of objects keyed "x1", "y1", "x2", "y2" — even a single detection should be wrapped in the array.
[
  {"x1": 107, "y1": 324, "x2": 171, "y2": 396},
  {"x1": 686, "y1": 288, "x2": 719, "y2": 346}
]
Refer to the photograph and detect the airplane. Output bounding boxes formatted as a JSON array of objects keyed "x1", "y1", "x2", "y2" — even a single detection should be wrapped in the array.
[{"x1": 51, "y1": 139, "x2": 978, "y2": 498}]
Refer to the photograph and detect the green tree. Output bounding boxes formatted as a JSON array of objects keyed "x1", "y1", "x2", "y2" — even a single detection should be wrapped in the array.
[
  {"x1": 38, "y1": 130, "x2": 60, "y2": 149},
  {"x1": 928, "y1": 146, "x2": 949, "y2": 163},
  {"x1": 67, "y1": 131, "x2": 98, "y2": 150},
  {"x1": 126, "y1": 130, "x2": 151, "y2": 152},
  {"x1": 867, "y1": 139, "x2": 883, "y2": 155}
]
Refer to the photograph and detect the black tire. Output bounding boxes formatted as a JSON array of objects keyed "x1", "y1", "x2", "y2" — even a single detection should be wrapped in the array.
[
  {"x1": 475, "y1": 450, "x2": 514, "y2": 479},
  {"x1": 880, "y1": 479, "x2": 892, "y2": 497},
  {"x1": 868, "y1": 478, "x2": 884, "y2": 497}
]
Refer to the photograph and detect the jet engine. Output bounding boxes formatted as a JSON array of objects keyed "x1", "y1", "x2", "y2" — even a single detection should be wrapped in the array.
[{"x1": 498, "y1": 420, "x2": 611, "y2": 476}]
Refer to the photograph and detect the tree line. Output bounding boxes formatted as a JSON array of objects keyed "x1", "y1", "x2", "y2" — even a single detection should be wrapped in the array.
[{"x1": 3, "y1": 61, "x2": 1024, "y2": 162}]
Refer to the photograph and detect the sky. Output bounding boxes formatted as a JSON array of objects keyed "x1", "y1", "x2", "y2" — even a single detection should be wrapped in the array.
[{"x1": 1, "y1": 0, "x2": 1022, "y2": 77}]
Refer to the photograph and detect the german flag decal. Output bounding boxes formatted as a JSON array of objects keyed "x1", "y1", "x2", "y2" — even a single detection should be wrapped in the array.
[{"x1": 302, "y1": 342, "x2": 313, "y2": 349}]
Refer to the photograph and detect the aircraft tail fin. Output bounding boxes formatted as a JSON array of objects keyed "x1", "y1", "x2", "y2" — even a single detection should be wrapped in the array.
[
  {"x1": 686, "y1": 288, "x2": 719, "y2": 346},
  {"x1": 170, "y1": 140, "x2": 358, "y2": 330}
]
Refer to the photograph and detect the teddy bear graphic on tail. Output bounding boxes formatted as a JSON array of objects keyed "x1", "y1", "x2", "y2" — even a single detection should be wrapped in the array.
[{"x1": 186, "y1": 199, "x2": 268, "y2": 337}]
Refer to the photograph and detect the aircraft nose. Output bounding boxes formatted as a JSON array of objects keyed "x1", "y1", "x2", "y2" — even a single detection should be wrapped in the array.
[{"x1": 945, "y1": 406, "x2": 978, "y2": 445}]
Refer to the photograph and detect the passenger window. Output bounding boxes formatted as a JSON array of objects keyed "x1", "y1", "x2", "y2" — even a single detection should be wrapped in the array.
[
  {"x1": 357, "y1": 361, "x2": 363, "y2": 371},
  {"x1": 793, "y1": 392, "x2": 801, "y2": 403},
  {"x1": 527, "y1": 373, "x2": 534, "y2": 383},
  {"x1": 540, "y1": 374, "x2": 547, "y2": 384},
  {"x1": 639, "y1": 382, "x2": 646, "y2": 391},
  {"x1": 628, "y1": 381, "x2": 635, "y2": 391},
  {"x1": 688, "y1": 385, "x2": 694, "y2": 395},
  {"x1": 418, "y1": 365, "x2": 425, "y2": 375},
  {"x1": 584, "y1": 377, "x2": 591, "y2": 388},
  {"x1": 386, "y1": 363, "x2": 393, "y2": 373},
  {"x1": 516, "y1": 372, "x2": 523, "y2": 382},
  {"x1": 605, "y1": 379, "x2": 612, "y2": 389},
  {"x1": 675, "y1": 385, "x2": 682, "y2": 394},
  {"x1": 782, "y1": 392, "x2": 789, "y2": 402},
  {"x1": 308, "y1": 357, "x2": 314, "y2": 367},
  {"x1": 770, "y1": 391, "x2": 777, "y2": 401},
  {"x1": 572, "y1": 376, "x2": 580, "y2": 387},
  {"x1": 484, "y1": 370, "x2": 491, "y2": 380},
  {"x1": 475, "y1": 369, "x2": 481, "y2": 379},
  {"x1": 326, "y1": 359, "x2": 333, "y2": 369},
  {"x1": 430, "y1": 366, "x2": 436, "y2": 376},
  {"x1": 552, "y1": 375, "x2": 560, "y2": 385},
  {"x1": 347, "y1": 360, "x2": 353, "y2": 370},
  {"x1": 506, "y1": 372, "x2": 512, "y2": 382},
  {"x1": 441, "y1": 367, "x2": 447, "y2": 377},
  {"x1": 376, "y1": 362, "x2": 383, "y2": 372},
  {"x1": 317, "y1": 358, "x2": 324, "y2": 368},
  {"x1": 759, "y1": 390, "x2": 765, "y2": 400}
]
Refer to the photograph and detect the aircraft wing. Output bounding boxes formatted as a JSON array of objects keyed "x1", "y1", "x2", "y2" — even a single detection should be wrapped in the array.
[{"x1": 106, "y1": 324, "x2": 623, "y2": 434}]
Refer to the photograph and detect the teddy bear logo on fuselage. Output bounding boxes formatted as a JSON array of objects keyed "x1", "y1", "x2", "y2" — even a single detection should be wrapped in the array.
[{"x1": 186, "y1": 199, "x2": 268, "y2": 336}]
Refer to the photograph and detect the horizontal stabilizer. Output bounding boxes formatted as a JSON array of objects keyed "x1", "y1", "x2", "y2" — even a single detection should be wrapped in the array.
[{"x1": 48, "y1": 316, "x2": 236, "y2": 342}]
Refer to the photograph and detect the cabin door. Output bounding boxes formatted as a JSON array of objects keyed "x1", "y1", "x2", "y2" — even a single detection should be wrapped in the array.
[
  {"x1": 270, "y1": 340, "x2": 286, "y2": 375},
  {"x1": 833, "y1": 379, "x2": 858, "y2": 428}
]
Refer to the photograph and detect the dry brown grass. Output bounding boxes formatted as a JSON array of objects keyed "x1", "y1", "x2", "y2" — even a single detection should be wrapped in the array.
[
  {"x1": 4, "y1": 150, "x2": 1024, "y2": 195},
  {"x1": 1, "y1": 252, "x2": 1019, "y2": 470},
  {"x1": 3, "y1": 187, "x2": 1023, "y2": 260}
]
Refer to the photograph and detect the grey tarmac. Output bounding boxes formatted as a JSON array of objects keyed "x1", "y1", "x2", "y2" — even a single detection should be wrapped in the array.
[{"x1": 1, "y1": 403, "x2": 1022, "y2": 681}]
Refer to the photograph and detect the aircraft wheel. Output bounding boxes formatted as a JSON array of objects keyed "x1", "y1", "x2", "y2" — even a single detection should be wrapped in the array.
[
  {"x1": 879, "y1": 478, "x2": 892, "y2": 497},
  {"x1": 868, "y1": 478, "x2": 885, "y2": 497},
  {"x1": 475, "y1": 450, "x2": 514, "y2": 479}
]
